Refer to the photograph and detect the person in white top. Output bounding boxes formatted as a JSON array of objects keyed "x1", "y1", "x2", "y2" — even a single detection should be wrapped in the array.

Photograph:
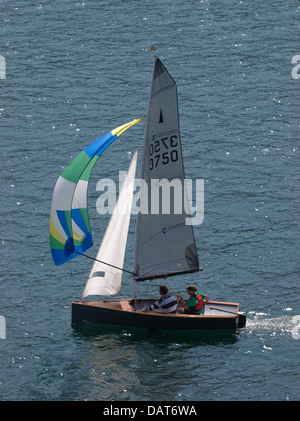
[{"x1": 147, "y1": 285, "x2": 178, "y2": 314}]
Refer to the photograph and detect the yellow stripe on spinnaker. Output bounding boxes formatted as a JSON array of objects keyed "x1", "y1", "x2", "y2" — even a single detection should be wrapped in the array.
[
  {"x1": 111, "y1": 117, "x2": 143, "y2": 137},
  {"x1": 49, "y1": 215, "x2": 67, "y2": 245},
  {"x1": 72, "y1": 232, "x2": 84, "y2": 243}
]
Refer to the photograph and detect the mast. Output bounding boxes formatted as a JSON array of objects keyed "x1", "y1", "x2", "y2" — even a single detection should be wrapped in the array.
[{"x1": 133, "y1": 57, "x2": 200, "y2": 282}]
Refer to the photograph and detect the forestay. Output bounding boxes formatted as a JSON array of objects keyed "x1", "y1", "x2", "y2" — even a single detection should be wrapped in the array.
[{"x1": 133, "y1": 57, "x2": 200, "y2": 281}]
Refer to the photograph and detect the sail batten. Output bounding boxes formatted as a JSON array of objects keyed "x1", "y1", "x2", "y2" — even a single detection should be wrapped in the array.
[{"x1": 133, "y1": 57, "x2": 199, "y2": 281}]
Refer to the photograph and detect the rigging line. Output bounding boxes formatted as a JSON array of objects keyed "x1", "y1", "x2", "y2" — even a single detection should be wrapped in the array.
[
  {"x1": 208, "y1": 306, "x2": 240, "y2": 316},
  {"x1": 75, "y1": 251, "x2": 135, "y2": 276},
  {"x1": 165, "y1": 279, "x2": 177, "y2": 296},
  {"x1": 164, "y1": 278, "x2": 181, "y2": 304}
]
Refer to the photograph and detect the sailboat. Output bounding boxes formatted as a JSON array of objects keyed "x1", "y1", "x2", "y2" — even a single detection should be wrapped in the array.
[{"x1": 50, "y1": 57, "x2": 246, "y2": 331}]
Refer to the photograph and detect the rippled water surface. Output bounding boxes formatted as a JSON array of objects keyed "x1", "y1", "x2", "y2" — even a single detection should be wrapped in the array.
[{"x1": 0, "y1": 0, "x2": 299, "y2": 401}]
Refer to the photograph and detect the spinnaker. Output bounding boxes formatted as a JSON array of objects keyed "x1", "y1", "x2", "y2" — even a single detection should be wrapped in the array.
[{"x1": 49, "y1": 118, "x2": 142, "y2": 266}]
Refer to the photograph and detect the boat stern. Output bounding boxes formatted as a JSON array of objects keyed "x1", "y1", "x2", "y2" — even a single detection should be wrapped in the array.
[{"x1": 204, "y1": 301, "x2": 246, "y2": 329}]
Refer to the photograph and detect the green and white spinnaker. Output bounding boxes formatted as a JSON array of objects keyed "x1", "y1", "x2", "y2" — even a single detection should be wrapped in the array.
[{"x1": 49, "y1": 118, "x2": 142, "y2": 266}]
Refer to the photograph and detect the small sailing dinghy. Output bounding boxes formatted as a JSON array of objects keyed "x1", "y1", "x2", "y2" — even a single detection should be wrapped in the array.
[{"x1": 50, "y1": 57, "x2": 246, "y2": 331}]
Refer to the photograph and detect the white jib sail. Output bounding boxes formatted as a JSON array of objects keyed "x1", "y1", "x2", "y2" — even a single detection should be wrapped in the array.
[{"x1": 82, "y1": 149, "x2": 138, "y2": 298}]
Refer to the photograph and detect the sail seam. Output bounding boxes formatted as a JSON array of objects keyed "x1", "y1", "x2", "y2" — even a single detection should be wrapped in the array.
[{"x1": 152, "y1": 129, "x2": 180, "y2": 140}]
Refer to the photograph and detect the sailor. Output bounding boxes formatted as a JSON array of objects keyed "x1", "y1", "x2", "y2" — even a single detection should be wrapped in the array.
[
  {"x1": 147, "y1": 285, "x2": 178, "y2": 313},
  {"x1": 177, "y1": 285, "x2": 209, "y2": 315}
]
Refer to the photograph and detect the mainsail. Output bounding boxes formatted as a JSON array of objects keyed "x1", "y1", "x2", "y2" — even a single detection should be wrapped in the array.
[
  {"x1": 82, "y1": 150, "x2": 138, "y2": 298},
  {"x1": 133, "y1": 57, "x2": 200, "y2": 281},
  {"x1": 49, "y1": 118, "x2": 141, "y2": 266}
]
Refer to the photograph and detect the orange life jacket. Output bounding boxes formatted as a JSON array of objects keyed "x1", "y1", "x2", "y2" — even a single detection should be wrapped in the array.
[{"x1": 195, "y1": 293, "x2": 203, "y2": 311}]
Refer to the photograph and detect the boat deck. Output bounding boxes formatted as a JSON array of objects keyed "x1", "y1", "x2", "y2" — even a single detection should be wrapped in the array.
[{"x1": 73, "y1": 299, "x2": 239, "y2": 315}]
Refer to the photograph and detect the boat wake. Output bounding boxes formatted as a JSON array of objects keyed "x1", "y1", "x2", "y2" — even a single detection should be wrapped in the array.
[{"x1": 245, "y1": 313, "x2": 300, "y2": 338}]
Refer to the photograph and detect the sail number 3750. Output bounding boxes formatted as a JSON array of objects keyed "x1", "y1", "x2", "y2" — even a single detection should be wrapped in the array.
[{"x1": 149, "y1": 135, "x2": 179, "y2": 170}]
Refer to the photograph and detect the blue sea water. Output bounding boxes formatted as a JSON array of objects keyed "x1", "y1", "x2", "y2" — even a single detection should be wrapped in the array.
[{"x1": 0, "y1": 0, "x2": 299, "y2": 402}]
